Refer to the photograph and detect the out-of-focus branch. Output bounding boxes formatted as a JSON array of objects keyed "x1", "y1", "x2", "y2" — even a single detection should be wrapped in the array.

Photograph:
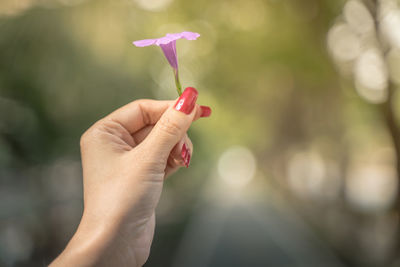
[
  {"x1": 381, "y1": 82, "x2": 400, "y2": 207},
  {"x1": 362, "y1": 0, "x2": 400, "y2": 202},
  {"x1": 366, "y1": 0, "x2": 400, "y2": 263}
]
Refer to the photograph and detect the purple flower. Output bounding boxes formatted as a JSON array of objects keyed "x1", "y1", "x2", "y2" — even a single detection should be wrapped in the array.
[{"x1": 133, "y1": 32, "x2": 200, "y2": 95}]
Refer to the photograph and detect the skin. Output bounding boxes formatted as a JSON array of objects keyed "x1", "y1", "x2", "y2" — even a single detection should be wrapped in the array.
[{"x1": 50, "y1": 99, "x2": 205, "y2": 267}]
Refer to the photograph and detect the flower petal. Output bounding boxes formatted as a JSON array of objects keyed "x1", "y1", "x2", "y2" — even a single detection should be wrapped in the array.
[
  {"x1": 160, "y1": 40, "x2": 178, "y2": 69},
  {"x1": 133, "y1": 39, "x2": 157, "y2": 47},
  {"x1": 180, "y1": 31, "x2": 201, "y2": 40},
  {"x1": 133, "y1": 31, "x2": 200, "y2": 47},
  {"x1": 155, "y1": 35, "x2": 176, "y2": 45}
]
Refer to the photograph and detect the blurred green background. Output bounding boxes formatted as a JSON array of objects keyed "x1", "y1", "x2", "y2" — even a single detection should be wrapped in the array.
[{"x1": 2, "y1": 0, "x2": 400, "y2": 266}]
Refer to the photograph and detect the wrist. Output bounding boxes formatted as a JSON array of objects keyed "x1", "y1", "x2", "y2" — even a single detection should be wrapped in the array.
[{"x1": 51, "y1": 213, "x2": 130, "y2": 267}]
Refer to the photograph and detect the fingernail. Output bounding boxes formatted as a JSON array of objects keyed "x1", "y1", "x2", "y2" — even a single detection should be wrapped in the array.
[
  {"x1": 200, "y1": 105, "x2": 212, "y2": 118},
  {"x1": 174, "y1": 87, "x2": 198, "y2": 114},
  {"x1": 185, "y1": 152, "x2": 191, "y2": 168},
  {"x1": 181, "y1": 143, "x2": 188, "y2": 162}
]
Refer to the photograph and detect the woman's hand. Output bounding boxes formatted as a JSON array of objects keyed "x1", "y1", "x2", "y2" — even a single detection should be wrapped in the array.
[{"x1": 51, "y1": 87, "x2": 211, "y2": 267}]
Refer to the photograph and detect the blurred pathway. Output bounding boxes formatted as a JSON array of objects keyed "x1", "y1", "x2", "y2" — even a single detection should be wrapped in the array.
[{"x1": 171, "y1": 180, "x2": 345, "y2": 267}]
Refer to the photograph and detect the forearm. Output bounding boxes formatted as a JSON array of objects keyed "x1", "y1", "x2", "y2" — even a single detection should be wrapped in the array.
[{"x1": 50, "y1": 215, "x2": 138, "y2": 267}]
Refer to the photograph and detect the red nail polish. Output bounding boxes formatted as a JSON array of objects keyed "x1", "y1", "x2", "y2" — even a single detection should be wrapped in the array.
[
  {"x1": 185, "y1": 152, "x2": 191, "y2": 168},
  {"x1": 181, "y1": 143, "x2": 188, "y2": 162},
  {"x1": 174, "y1": 87, "x2": 198, "y2": 114},
  {"x1": 200, "y1": 105, "x2": 212, "y2": 118}
]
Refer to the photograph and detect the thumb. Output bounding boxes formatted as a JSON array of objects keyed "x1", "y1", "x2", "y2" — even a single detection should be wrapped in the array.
[{"x1": 140, "y1": 87, "x2": 199, "y2": 161}]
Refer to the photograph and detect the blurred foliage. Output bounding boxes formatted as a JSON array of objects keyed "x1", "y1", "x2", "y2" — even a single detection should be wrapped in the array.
[{"x1": 2, "y1": 0, "x2": 400, "y2": 266}]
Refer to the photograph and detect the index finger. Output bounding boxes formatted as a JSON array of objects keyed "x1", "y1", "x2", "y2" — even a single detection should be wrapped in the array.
[
  {"x1": 105, "y1": 99, "x2": 172, "y2": 134},
  {"x1": 104, "y1": 99, "x2": 205, "y2": 134}
]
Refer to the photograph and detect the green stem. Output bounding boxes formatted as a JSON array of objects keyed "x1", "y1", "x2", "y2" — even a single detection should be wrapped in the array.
[{"x1": 174, "y1": 68, "x2": 183, "y2": 96}]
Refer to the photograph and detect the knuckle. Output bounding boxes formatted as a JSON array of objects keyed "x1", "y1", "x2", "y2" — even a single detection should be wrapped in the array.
[
  {"x1": 79, "y1": 121, "x2": 102, "y2": 149},
  {"x1": 158, "y1": 116, "x2": 182, "y2": 137},
  {"x1": 80, "y1": 130, "x2": 90, "y2": 149}
]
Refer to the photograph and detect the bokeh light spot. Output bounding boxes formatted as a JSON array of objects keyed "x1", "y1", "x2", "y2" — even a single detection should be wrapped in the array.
[
  {"x1": 134, "y1": 0, "x2": 173, "y2": 12},
  {"x1": 218, "y1": 146, "x2": 256, "y2": 188},
  {"x1": 381, "y1": 8, "x2": 400, "y2": 49},
  {"x1": 287, "y1": 151, "x2": 340, "y2": 201},
  {"x1": 344, "y1": 0, "x2": 374, "y2": 35},
  {"x1": 354, "y1": 49, "x2": 388, "y2": 103},
  {"x1": 0, "y1": 223, "x2": 33, "y2": 265},
  {"x1": 327, "y1": 23, "x2": 361, "y2": 62},
  {"x1": 346, "y1": 164, "x2": 397, "y2": 213}
]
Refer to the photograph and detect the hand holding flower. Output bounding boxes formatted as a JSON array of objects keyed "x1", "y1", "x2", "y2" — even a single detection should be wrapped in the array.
[{"x1": 51, "y1": 87, "x2": 211, "y2": 267}]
